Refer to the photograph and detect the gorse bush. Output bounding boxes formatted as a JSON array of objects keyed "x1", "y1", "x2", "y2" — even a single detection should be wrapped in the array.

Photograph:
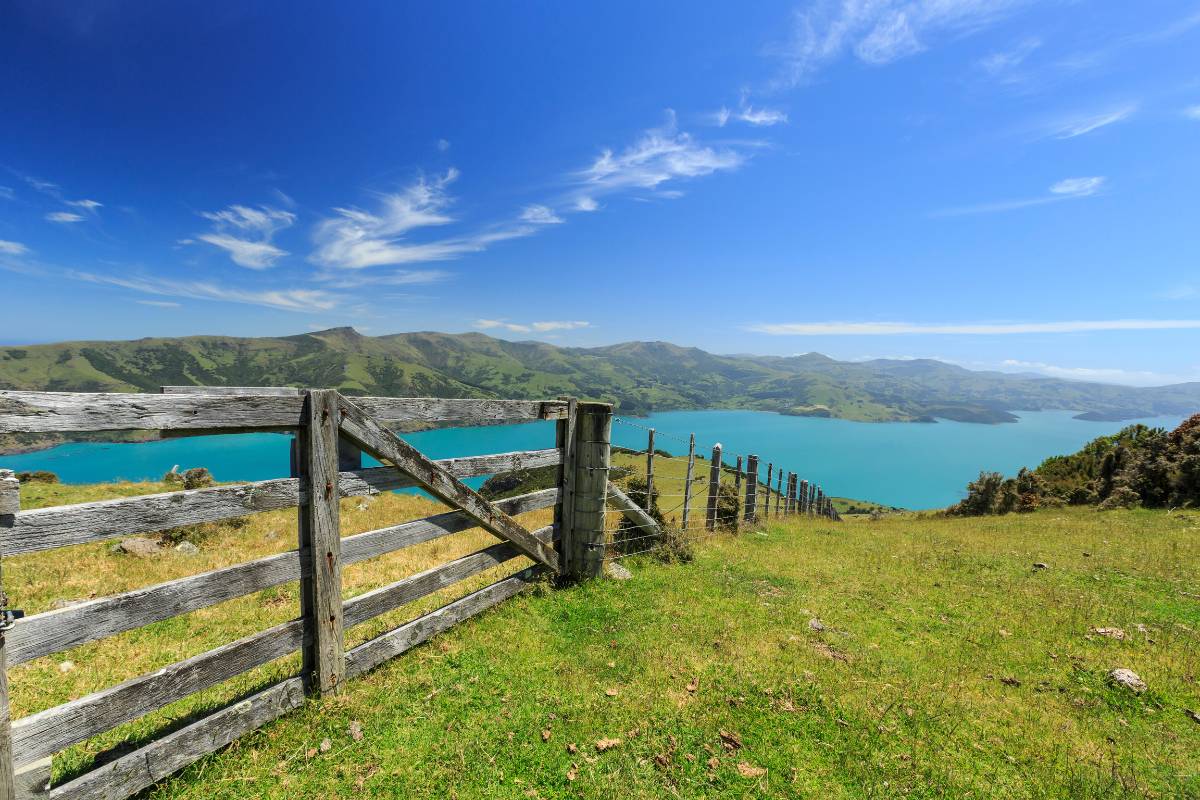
[{"x1": 950, "y1": 413, "x2": 1200, "y2": 515}]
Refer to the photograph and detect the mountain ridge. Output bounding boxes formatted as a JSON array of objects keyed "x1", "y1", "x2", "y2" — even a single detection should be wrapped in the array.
[{"x1": 2, "y1": 328, "x2": 1197, "y2": 428}]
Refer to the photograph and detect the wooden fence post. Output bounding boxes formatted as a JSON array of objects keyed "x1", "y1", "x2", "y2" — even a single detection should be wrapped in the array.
[
  {"x1": 815, "y1": 487, "x2": 824, "y2": 518},
  {"x1": 799, "y1": 480, "x2": 809, "y2": 515},
  {"x1": 298, "y1": 390, "x2": 345, "y2": 695},
  {"x1": 704, "y1": 444, "x2": 722, "y2": 531},
  {"x1": 764, "y1": 463, "x2": 773, "y2": 518},
  {"x1": 554, "y1": 397, "x2": 578, "y2": 571},
  {"x1": 680, "y1": 433, "x2": 696, "y2": 531},
  {"x1": 0, "y1": 469, "x2": 19, "y2": 800},
  {"x1": 775, "y1": 471, "x2": 783, "y2": 516},
  {"x1": 743, "y1": 455, "x2": 758, "y2": 523},
  {"x1": 645, "y1": 429, "x2": 655, "y2": 508},
  {"x1": 560, "y1": 402, "x2": 611, "y2": 579}
]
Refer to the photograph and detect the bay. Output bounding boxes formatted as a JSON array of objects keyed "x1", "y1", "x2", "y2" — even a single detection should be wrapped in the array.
[{"x1": 0, "y1": 410, "x2": 1184, "y2": 509}]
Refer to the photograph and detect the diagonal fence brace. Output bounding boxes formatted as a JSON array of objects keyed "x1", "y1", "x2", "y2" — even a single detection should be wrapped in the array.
[{"x1": 335, "y1": 393, "x2": 561, "y2": 575}]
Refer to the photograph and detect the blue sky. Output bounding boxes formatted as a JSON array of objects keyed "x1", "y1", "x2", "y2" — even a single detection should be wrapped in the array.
[{"x1": 2, "y1": 1, "x2": 1199, "y2": 386}]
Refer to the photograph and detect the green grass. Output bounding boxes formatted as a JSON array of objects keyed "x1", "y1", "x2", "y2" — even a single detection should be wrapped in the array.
[{"x1": 15, "y1": 498, "x2": 1196, "y2": 798}]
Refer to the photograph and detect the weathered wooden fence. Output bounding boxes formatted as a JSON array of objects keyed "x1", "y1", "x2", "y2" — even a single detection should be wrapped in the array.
[{"x1": 0, "y1": 389, "x2": 836, "y2": 800}]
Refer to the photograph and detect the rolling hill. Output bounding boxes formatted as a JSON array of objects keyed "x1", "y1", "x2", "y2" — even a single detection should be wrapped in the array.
[{"x1": 1, "y1": 328, "x2": 1197, "y2": 435}]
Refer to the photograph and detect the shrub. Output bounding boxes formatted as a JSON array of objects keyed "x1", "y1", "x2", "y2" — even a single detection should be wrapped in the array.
[
  {"x1": 182, "y1": 467, "x2": 214, "y2": 490},
  {"x1": 16, "y1": 470, "x2": 58, "y2": 484}
]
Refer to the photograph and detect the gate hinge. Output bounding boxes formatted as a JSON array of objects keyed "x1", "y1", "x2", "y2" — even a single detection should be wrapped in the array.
[{"x1": 0, "y1": 608, "x2": 25, "y2": 631}]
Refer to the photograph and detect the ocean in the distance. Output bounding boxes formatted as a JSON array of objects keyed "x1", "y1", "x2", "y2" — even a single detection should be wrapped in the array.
[{"x1": 0, "y1": 410, "x2": 1184, "y2": 510}]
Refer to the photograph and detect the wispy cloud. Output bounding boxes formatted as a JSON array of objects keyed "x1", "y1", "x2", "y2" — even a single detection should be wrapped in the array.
[
  {"x1": 66, "y1": 198, "x2": 103, "y2": 212},
  {"x1": 977, "y1": 36, "x2": 1041, "y2": 78},
  {"x1": 573, "y1": 111, "x2": 747, "y2": 210},
  {"x1": 0, "y1": 240, "x2": 29, "y2": 255},
  {"x1": 475, "y1": 319, "x2": 589, "y2": 334},
  {"x1": 1184, "y1": 105, "x2": 1200, "y2": 120},
  {"x1": 712, "y1": 98, "x2": 789, "y2": 127},
  {"x1": 748, "y1": 318, "x2": 1200, "y2": 336},
  {"x1": 311, "y1": 169, "x2": 480, "y2": 270},
  {"x1": 72, "y1": 271, "x2": 338, "y2": 312},
  {"x1": 45, "y1": 211, "x2": 84, "y2": 223},
  {"x1": 999, "y1": 359, "x2": 1194, "y2": 387},
  {"x1": 134, "y1": 299, "x2": 182, "y2": 308},
  {"x1": 194, "y1": 204, "x2": 296, "y2": 269},
  {"x1": 520, "y1": 204, "x2": 564, "y2": 224},
  {"x1": 1038, "y1": 105, "x2": 1136, "y2": 139},
  {"x1": 774, "y1": 0, "x2": 1029, "y2": 86},
  {"x1": 933, "y1": 175, "x2": 1104, "y2": 216},
  {"x1": 316, "y1": 269, "x2": 452, "y2": 289}
]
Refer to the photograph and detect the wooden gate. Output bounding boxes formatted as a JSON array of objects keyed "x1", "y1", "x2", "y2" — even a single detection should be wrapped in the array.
[{"x1": 0, "y1": 389, "x2": 613, "y2": 800}]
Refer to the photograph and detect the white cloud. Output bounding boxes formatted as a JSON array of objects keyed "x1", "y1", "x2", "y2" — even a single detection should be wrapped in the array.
[
  {"x1": 317, "y1": 269, "x2": 452, "y2": 289},
  {"x1": 475, "y1": 319, "x2": 531, "y2": 333},
  {"x1": 66, "y1": 198, "x2": 103, "y2": 212},
  {"x1": 999, "y1": 359, "x2": 1193, "y2": 387},
  {"x1": 934, "y1": 176, "x2": 1104, "y2": 216},
  {"x1": 195, "y1": 204, "x2": 296, "y2": 269},
  {"x1": 1184, "y1": 105, "x2": 1200, "y2": 120},
  {"x1": 73, "y1": 272, "x2": 338, "y2": 313},
  {"x1": 1042, "y1": 105, "x2": 1136, "y2": 139},
  {"x1": 46, "y1": 211, "x2": 84, "y2": 223},
  {"x1": 475, "y1": 319, "x2": 589, "y2": 334},
  {"x1": 575, "y1": 111, "x2": 746, "y2": 201},
  {"x1": 713, "y1": 101, "x2": 788, "y2": 127},
  {"x1": 134, "y1": 299, "x2": 182, "y2": 308},
  {"x1": 775, "y1": 0, "x2": 1028, "y2": 85},
  {"x1": 748, "y1": 318, "x2": 1200, "y2": 336},
  {"x1": 1049, "y1": 176, "x2": 1104, "y2": 196},
  {"x1": 531, "y1": 320, "x2": 589, "y2": 332},
  {"x1": 520, "y1": 204, "x2": 564, "y2": 224},
  {"x1": 437, "y1": 138, "x2": 451, "y2": 152},
  {"x1": 574, "y1": 196, "x2": 599, "y2": 212},
  {"x1": 1161, "y1": 284, "x2": 1198, "y2": 300},
  {"x1": 977, "y1": 36, "x2": 1041, "y2": 76},
  {"x1": 0, "y1": 240, "x2": 29, "y2": 255},
  {"x1": 0, "y1": 186, "x2": 13, "y2": 200},
  {"x1": 312, "y1": 170, "x2": 466, "y2": 270}
]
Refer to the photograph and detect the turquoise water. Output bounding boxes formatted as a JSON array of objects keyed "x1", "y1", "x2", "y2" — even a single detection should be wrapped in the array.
[{"x1": 0, "y1": 410, "x2": 1184, "y2": 509}]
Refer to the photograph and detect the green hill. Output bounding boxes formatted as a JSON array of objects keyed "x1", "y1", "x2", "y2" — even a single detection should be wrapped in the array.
[{"x1": 2, "y1": 327, "x2": 1198, "y2": 429}]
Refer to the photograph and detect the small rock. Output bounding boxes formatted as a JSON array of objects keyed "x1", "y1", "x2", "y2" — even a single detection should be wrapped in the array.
[
  {"x1": 110, "y1": 537, "x2": 162, "y2": 558},
  {"x1": 174, "y1": 541, "x2": 200, "y2": 556},
  {"x1": 319, "y1": 738, "x2": 332, "y2": 753},
  {"x1": 1090, "y1": 626, "x2": 1126, "y2": 640},
  {"x1": 1032, "y1": 562, "x2": 1048, "y2": 571},
  {"x1": 808, "y1": 618, "x2": 826, "y2": 632},
  {"x1": 49, "y1": 598, "x2": 82, "y2": 610},
  {"x1": 1107, "y1": 668, "x2": 1147, "y2": 694},
  {"x1": 264, "y1": 530, "x2": 279, "y2": 540},
  {"x1": 58, "y1": 660, "x2": 75, "y2": 673},
  {"x1": 604, "y1": 562, "x2": 633, "y2": 581}
]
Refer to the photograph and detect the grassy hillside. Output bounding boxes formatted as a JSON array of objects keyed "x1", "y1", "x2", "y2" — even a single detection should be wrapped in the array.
[
  {"x1": 3, "y1": 329, "x2": 1198, "y2": 431},
  {"x1": 9, "y1": 482, "x2": 1198, "y2": 797}
]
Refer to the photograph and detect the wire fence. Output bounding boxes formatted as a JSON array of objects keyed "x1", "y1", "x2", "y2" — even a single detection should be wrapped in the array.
[{"x1": 601, "y1": 417, "x2": 840, "y2": 563}]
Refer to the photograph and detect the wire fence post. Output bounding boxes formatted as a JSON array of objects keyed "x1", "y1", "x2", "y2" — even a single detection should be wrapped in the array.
[
  {"x1": 764, "y1": 463, "x2": 773, "y2": 518},
  {"x1": 788, "y1": 473, "x2": 798, "y2": 515},
  {"x1": 680, "y1": 433, "x2": 696, "y2": 530},
  {"x1": 561, "y1": 402, "x2": 612, "y2": 579},
  {"x1": 744, "y1": 454, "x2": 758, "y2": 523},
  {"x1": 704, "y1": 444, "x2": 722, "y2": 531},
  {"x1": 645, "y1": 428, "x2": 655, "y2": 508}
]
